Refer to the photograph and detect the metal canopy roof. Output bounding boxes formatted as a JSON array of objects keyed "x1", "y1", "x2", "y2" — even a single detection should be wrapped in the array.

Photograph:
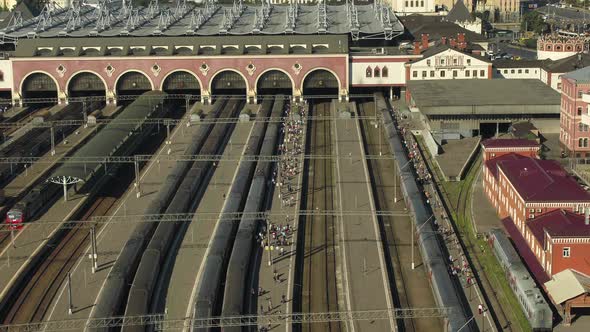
[
  {"x1": 1, "y1": 0, "x2": 404, "y2": 41},
  {"x1": 49, "y1": 91, "x2": 167, "y2": 184}
]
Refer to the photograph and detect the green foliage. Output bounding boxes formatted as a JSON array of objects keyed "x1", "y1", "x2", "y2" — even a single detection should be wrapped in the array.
[
  {"x1": 523, "y1": 38, "x2": 538, "y2": 49},
  {"x1": 521, "y1": 12, "x2": 547, "y2": 35}
]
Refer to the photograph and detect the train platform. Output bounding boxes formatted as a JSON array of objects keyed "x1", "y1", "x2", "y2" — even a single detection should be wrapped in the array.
[
  {"x1": 164, "y1": 120, "x2": 254, "y2": 321},
  {"x1": 1, "y1": 107, "x2": 28, "y2": 121},
  {"x1": 332, "y1": 103, "x2": 395, "y2": 331},
  {"x1": 2, "y1": 123, "x2": 97, "y2": 199},
  {"x1": 256, "y1": 105, "x2": 308, "y2": 332},
  {"x1": 43, "y1": 106, "x2": 210, "y2": 322}
]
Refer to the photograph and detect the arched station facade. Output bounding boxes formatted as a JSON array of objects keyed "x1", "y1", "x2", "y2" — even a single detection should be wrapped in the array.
[{"x1": 11, "y1": 36, "x2": 349, "y2": 106}]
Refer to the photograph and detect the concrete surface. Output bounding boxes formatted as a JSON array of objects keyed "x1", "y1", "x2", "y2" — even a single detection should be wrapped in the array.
[
  {"x1": 436, "y1": 137, "x2": 481, "y2": 181},
  {"x1": 332, "y1": 116, "x2": 394, "y2": 331}
]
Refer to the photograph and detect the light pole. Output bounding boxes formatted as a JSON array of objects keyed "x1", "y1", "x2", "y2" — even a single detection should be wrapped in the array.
[
  {"x1": 394, "y1": 159, "x2": 412, "y2": 203},
  {"x1": 411, "y1": 214, "x2": 434, "y2": 270}
]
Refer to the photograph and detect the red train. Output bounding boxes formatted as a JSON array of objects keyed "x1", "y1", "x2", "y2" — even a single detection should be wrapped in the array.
[{"x1": 4, "y1": 183, "x2": 60, "y2": 230}]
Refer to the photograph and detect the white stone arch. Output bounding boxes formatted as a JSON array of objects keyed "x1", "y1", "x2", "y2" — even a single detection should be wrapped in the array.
[
  {"x1": 208, "y1": 68, "x2": 250, "y2": 93},
  {"x1": 254, "y1": 68, "x2": 296, "y2": 95},
  {"x1": 19, "y1": 70, "x2": 61, "y2": 98},
  {"x1": 114, "y1": 69, "x2": 155, "y2": 93},
  {"x1": 65, "y1": 69, "x2": 108, "y2": 95},
  {"x1": 159, "y1": 69, "x2": 203, "y2": 92},
  {"x1": 300, "y1": 67, "x2": 343, "y2": 92}
]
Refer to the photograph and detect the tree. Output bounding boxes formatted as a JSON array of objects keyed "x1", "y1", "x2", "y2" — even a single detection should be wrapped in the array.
[{"x1": 521, "y1": 11, "x2": 547, "y2": 35}]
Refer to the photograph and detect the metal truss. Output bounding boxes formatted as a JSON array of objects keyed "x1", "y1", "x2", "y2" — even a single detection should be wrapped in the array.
[
  {"x1": 347, "y1": 0, "x2": 360, "y2": 40},
  {"x1": 0, "y1": 114, "x2": 382, "y2": 130},
  {"x1": 220, "y1": 0, "x2": 245, "y2": 34},
  {"x1": 0, "y1": 210, "x2": 410, "y2": 232},
  {"x1": 0, "y1": 308, "x2": 450, "y2": 331},
  {"x1": 0, "y1": 153, "x2": 394, "y2": 165},
  {"x1": 285, "y1": 0, "x2": 298, "y2": 32},
  {"x1": 187, "y1": 0, "x2": 218, "y2": 33},
  {"x1": 5, "y1": 11, "x2": 24, "y2": 32},
  {"x1": 317, "y1": 0, "x2": 327, "y2": 33}
]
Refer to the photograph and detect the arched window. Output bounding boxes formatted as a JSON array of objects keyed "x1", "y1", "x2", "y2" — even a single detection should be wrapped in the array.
[
  {"x1": 580, "y1": 138, "x2": 584, "y2": 147},
  {"x1": 580, "y1": 122, "x2": 585, "y2": 132},
  {"x1": 366, "y1": 66, "x2": 372, "y2": 78},
  {"x1": 567, "y1": 45, "x2": 572, "y2": 51},
  {"x1": 556, "y1": 45, "x2": 562, "y2": 51},
  {"x1": 0, "y1": 71, "x2": 4, "y2": 82},
  {"x1": 547, "y1": 45, "x2": 552, "y2": 51},
  {"x1": 585, "y1": 138, "x2": 589, "y2": 148},
  {"x1": 577, "y1": 45, "x2": 582, "y2": 51},
  {"x1": 382, "y1": 66, "x2": 389, "y2": 78},
  {"x1": 374, "y1": 67, "x2": 381, "y2": 77}
]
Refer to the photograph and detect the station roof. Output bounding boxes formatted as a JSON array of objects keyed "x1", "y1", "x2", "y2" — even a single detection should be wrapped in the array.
[
  {"x1": 12, "y1": 34, "x2": 349, "y2": 57},
  {"x1": 563, "y1": 65, "x2": 590, "y2": 84},
  {"x1": 407, "y1": 79, "x2": 560, "y2": 108},
  {"x1": 445, "y1": 0, "x2": 474, "y2": 23},
  {"x1": 49, "y1": 91, "x2": 167, "y2": 183},
  {"x1": 497, "y1": 157, "x2": 590, "y2": 203},
  {"x1": 400, "y1": 14, "x2": 487, "y2": 43},
  {"x1": 0, "y1": 2, "x2": 403, "y2": 40},
  {"x1": 484, "y1": 153, "x2": 529, "y2": 179},
  {"x1": 545, "y1": 269, "x2": 590, "y2": 305},
  {"x1": 528, "y1": 210, "x2": 590, "y2": 243}
]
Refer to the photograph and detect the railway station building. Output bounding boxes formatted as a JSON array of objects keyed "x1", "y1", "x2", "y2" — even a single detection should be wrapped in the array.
[
  {"x1": 405, "y1": 79, "x2": 561, "y2": 139},
  {"x1": 480, "y1": 138, "x2": 540, "y2": 161}
]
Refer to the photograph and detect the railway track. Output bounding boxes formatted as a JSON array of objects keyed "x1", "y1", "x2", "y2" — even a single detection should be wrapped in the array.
[
  {"x1": 297, "y1": 101, "x2": 340, "y2": 332},
  {"x1": 357, "y1": 100, "x2": 443, "y2": 331},
  {"x1": 1, "y1": 196, "x2": 117, "y2": 324}
]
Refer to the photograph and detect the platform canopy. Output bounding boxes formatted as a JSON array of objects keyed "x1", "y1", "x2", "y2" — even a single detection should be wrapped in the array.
[{"x1": 48, "y1": 91, "x2": 167, "y2": 185}]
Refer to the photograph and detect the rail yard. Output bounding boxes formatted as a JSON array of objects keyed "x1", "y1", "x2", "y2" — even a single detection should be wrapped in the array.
[
  {"x1": 0, "y1": 1, "x2": 490, "y2": 331},
  {"x1": 0, "y1": 91, "x2": 473, "y2": 332}
]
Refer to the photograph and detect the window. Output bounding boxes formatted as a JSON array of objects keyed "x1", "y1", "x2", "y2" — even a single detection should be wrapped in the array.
[
  {"x1": 467, "y1": 59, "x2": 471, "y2": 65},
  {"x1": 366, "y1": 66, "x2": 372, "y2": 78},
  {"x1": 427, "y1": 59, "x2": 431, "y2": 66},
  {"x1": 410, "y1": 0, "x2": 414, "y2": 6},
  {"x1": 413, "y1": 71, "x2": 417, "y2": 78},
  {"x1": 421, "y1": 0, "x2": 424, "y2": 6},
  {"x1": 579, "y1": 122, "x2": 584, "y2": 131},
  {"x1": 382, "y1": 66, "x2": 388, "y2": 77},
  {"x1": 453, "y1": 58, "x2": 458, "y2": 65},
  {"x1": 579, "y1": 91, "x2": 584, "y2": 98},
  {"x1": 473, "y1": 70, "x2": 477, "y2": 77},
  {"x1": 518, "y1": 69, "x2": 522, "y2": 74},
  {"x1": 496, "y1": 70, "x2": 501, "y2": 74},
  {"x1": 503, "y1": 69, "x2": 508, "y2": 74},
  {"x1": 580, "y1": 138, "x2": 584, "y2": 148},
  {"x1": 453, "y1": 70, "x2": 458, "y2": 78},
  {"x1": 563, "y1": 247, "x2": 571, "y2": 257},
  {"x1": 537, "y1": 208, "x2": 542, "y2": 213},
  {"x1": 557, "y1": 83, "x2": 562, "y2": 90},
  {"x1": 0, "y1": 71, "x2": 4, "y2": 82},
  {"x1": 578, "y1": 107, "x2": 583, "y2": 116},
  {"x1": 405, "y1": 0, "x2": 408, "y2": 6},
  {"x1": 440, "y1": 71, "x2": 446, "y2": 78},
  {"x1": 511, "y1": 69, "x2": 515, "y2": 74},
  {"x1": 430, "y1": 70, "x2": 435, "y2": 77},
  {"x1": 529, "y1": 214, "x2": 535, "y2": 219},
  {"x1": 422, "y1": 71, "x2": 427, "y2": 78},
  {"x1": 374, "y1": 67, "x2": 380, "y2": 77},
  {"x1": 440, "y1": 59, "x2": 445, "y2": 65},
  {"x1": 480, "y1": 70, "x2": 485, "y2": 77},
  {"x1": 525, "y1": 69, "x2": 529, "y2": 74},
  {"x1": 466, "y1": 70, "x2": 470, "y2": 77},
  {"x1": 530, "y1": 209, "x2": 535, "y2": 213}
]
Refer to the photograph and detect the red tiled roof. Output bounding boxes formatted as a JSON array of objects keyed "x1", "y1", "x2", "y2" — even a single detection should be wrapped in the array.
[
  {"x1": 527, "y1": 210, "x2": 590, "y2": 244},
  {"x1": 498, "y1": 158, "x2": 590, "y2": 203},
  {"x1": 481, "y1": 138, "x2": 539, "y2": 149},
  {"x1": 502, "y1": 217, "x2": 550, "y2": 284},
  {"x1": 484, "y1": 153, "x2": 529, "y2": 179}
]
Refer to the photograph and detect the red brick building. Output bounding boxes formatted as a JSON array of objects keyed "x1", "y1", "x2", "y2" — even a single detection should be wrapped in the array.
[
  {"x1": 481, "y1": 138, "x2": 540, "y2": 161},
  {"x1": 484, "y1": 156, "x2": 590, "y2": 229},
  {"x1": 559, "y1": 66, "x2": 590, "y2": 157},
  {"x1": 503, "y1": 210, "x2": 590, "y2": 280}
]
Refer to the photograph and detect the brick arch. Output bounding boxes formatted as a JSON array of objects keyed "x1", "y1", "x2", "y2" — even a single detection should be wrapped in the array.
[
  {"x1": 65, "y1": 70, "x2": 108, "y2": 95},
  {"x1": 114, "y1": 69, "x2": 155, "y2": 92},
  {"x1": 208, "y1": 68, "x2": 250, "y2": 93},
  {"x1": 301, "y1": 67, "x2": 343, "y2": 91},
  {"x1": 19, "y1": 70, "x2": 61, "y2": 98},
  {"x1": 254, "y1": 68, "x2": 295, "y2": 94},
  {"x1": 159, "y1": 69, "x2": 203, "y2": 91}
]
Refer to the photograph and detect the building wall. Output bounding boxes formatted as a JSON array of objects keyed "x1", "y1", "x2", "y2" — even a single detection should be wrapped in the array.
[
  {"x1": 0, "y1": 59, "x2": 13, "y2": 91},
  {"x1": 391, "y1": 0, "x2": 436, "y2": 13},
  {"x1": 482, "y1": 147, "x2": 539, "y2": 161},
  {"x1": 559, "y1": 78, "x2": 590, "y2": 156},
  {"x1": 549, "y1": 239, "x2": 590, "y2": 276},
  {"x1": 350, "y1": 57, "x2": 412, "y2": 87},
  {"x1": 493, "y1": 67, "x2": 541, "y2": 80},
  {"x1": 537, "y1": 50, "x2": 578, "y2": 61},
  {"x1": 407, "y1": 48, "x2": 490, "y2": 80}
]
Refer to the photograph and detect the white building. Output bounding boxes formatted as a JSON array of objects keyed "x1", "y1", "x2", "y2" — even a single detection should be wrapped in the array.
[
  {"x1": 406, "y1": 45, "x2": 491, "y2": 80},
  {"x1": 444, "y1": 0, "x2": 481, "y2": 35},
  {"x1": 391, "y1": 0, "x2": 436, "y2": 14},
  {"x1": 493, "y1": 60, "x2": 544, "y2": 80}
]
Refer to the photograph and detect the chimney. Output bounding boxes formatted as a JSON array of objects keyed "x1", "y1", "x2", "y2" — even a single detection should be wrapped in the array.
[
  {"x1": 441, "y1": 37, "x2": 447, "y2": 45},
  {"x1": 457, "y1": 32, "x2": 466, "y2": 44},
  {"x1": 421, "y1": 33, "x2": 429, "y2": 50},
  {"x1": 459, "y1": 41, "x2": 467, "y2": 51},
  {"x1": 449, "y1": 38, "x2": 457, "y2": 48},
  {"x1": 413, "y1": 41, "x2": 421, "y2": 55},
  {"x1": 585, "y1": 208, "x2": 589, "y2": 225}
]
